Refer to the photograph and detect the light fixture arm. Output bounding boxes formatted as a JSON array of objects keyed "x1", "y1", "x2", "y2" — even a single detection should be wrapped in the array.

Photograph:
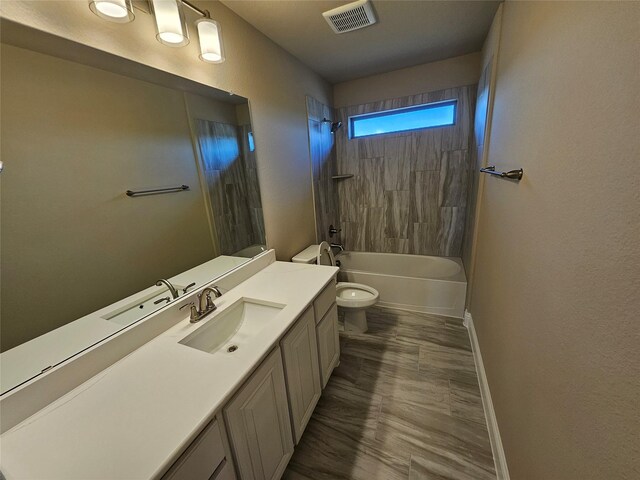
[{"x1": 180, "y1": 0, "x2": 209, "y2": 18}]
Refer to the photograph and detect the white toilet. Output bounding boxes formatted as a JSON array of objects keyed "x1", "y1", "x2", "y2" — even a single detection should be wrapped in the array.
[{"x1": 292, "y1": 242, "x2": 379, "y2": 332}]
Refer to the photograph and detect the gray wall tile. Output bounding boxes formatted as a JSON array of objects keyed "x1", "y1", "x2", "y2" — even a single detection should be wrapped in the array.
[
  {"x1": 334, "y1": 85, "x2": 477, "y2": 257},
  {"x1": 306, "y1": 96, "x2": 341, "y2": 244},
  {"x1": 360, "y1": 157, "x2": 385, "y2": 208},
  {"x1": 439, "y1": 150, "x2": 471, "y2": 207},
  {"x1": 412, "y1": 171, "x2": 440, "y2": 223},
  {"x1": 384, "y1": 190, "x2": 410, "y2": 239},
  {"x1": 440, "y1": 207, "x2": 466, "y2": 256},
  {"x1": 414, "y1": 130, "x2": 443, "y2": 171},
  {"x1": 358, "y1": 137, "x2": 385, "y2": 159},
  {"x1": 384, "y1": 136, "x2": 413, "y2": 190}
]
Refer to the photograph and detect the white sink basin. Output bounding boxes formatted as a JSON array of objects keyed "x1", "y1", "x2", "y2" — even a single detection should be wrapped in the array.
[{"x1": 179, "y1": 297, "x2": 285, "y2": 354}]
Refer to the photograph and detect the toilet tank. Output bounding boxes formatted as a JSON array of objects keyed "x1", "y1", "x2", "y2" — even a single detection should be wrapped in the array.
[{"x1": 291, "y1": 245, "x2": 319, "y2": 264}]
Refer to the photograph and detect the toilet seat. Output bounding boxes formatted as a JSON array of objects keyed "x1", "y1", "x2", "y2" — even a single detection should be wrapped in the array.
[
  {"x1": 313, "y1": 242, "x2": 379, "y2": 333},
  {"x1": 335, "y1": 282, "x2": 379, "y2": 309},
  {"x1": 317, "y1": 242, "x2": 379, "y2": 309},
  {"x1": 317, "y1": 241, "x2": 336, "y2": 266}
]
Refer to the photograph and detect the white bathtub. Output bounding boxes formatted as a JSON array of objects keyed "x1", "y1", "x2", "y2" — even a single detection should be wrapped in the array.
[{"x1": 336, "y1": 252, "x2": 467, "y2": 319}]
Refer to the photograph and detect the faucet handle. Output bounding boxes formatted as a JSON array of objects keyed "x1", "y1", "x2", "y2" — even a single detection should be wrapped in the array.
[
  {"x1": 205, "y1": 293, "x2": 216, "y2": 310},
  {"x1": 196, "y1": 291, "x2": 217, "y2": 314},
  {"x1": 182, "y1": 282, "x2": 196, "y2": 294},
  {"x1": 153, "y1": 296, "x2": 171, "y2": 305},
  {"x1": 180, "y1": 302, "x2": 200, "y2": 323}
]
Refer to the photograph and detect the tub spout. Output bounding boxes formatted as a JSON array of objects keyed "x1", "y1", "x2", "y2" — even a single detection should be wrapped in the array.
[{"x1": 330, "y1": 243, "x2": 344, "y2": 252}]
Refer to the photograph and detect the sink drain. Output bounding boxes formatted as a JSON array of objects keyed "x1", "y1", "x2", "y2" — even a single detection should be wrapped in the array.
[{"x1": 227, "y1": 345, "x2": 238, "y2": 353}]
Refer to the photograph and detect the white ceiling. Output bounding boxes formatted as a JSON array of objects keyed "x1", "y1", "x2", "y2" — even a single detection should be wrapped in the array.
[{"x1": 220, "y1": 0, "x2": 502, "y2": 83}]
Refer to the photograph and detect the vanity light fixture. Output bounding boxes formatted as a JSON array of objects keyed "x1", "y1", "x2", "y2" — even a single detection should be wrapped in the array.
[
  {"x1": 88, "y1": 0, "x2": 135, "y2": 23},
  {"x1": 150, "y1": 0, "x2": 189, "y2": 47},
  {"x1": 195, "y1": 17, "x2": 225, "y2": 63},
  {"x1": 89, "y1": 0, "x2": 225, "y2": 63}
]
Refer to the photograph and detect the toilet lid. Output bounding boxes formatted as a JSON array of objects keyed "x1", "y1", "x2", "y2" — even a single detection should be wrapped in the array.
[{"x1": 317, "y1": 241, "x2": 336, "y2": 266}]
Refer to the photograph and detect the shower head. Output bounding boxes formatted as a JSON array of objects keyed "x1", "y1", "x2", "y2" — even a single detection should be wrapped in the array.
[{"x1": 322, "y1": 117, "x2": 343, "y2": 134}]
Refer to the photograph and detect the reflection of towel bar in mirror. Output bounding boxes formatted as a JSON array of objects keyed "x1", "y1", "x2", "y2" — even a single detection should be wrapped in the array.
[
  {"x1": 126, "y1": 185, "x2": 190, "y2": 197},
  {"x1": 480, "y1": 165, "x2": 523, "y2": 181}
]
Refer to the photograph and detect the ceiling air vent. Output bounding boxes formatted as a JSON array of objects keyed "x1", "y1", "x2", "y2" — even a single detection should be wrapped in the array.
[{"x1": 323, "y1": 0, "x2": 377, "y2": 34}]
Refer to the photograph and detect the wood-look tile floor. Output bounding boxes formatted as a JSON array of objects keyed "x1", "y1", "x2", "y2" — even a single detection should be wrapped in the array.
[{"x1": 284, "y1": 306, "x2": 496, "y2": 480}]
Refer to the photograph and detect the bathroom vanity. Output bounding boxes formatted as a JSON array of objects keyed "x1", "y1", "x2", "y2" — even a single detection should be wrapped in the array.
[{"x1": 0, "y1": 251, "x2": 339, "y2": 480}]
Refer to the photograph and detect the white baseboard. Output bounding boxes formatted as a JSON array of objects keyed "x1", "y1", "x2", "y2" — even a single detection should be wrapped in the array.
[{"x1": 464, "y1": 310, "x2": 510, "y2": 480}]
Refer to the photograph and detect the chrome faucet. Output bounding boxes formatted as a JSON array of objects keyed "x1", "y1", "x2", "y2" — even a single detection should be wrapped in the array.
[
  {"x1": 198, "y1": 286, "x2": 222, "y2": 314},
  {"x1": 180, "y1": 286, "x2": 223, "y2": 323},
  {"x1": 156, "y1": 279, "x2": 179, "y2": 299}
]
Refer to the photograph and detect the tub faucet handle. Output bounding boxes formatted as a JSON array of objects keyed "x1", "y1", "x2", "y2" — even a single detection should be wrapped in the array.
[{"x1": 329, "y1": 224, "x2": 341, "y2": 238}]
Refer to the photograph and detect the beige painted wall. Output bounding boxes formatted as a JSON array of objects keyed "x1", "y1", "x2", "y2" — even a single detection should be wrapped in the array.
[
  {"x1": 333, "y1": 52, "x2": 481, "y2": 107},
  {"x1": 1, "y1": 44, "x2": 214, "y2": 351},
  {"x1": 184, "y1": 92, "x2": 239, "y2": 125},
  {"x1": 0, "y1": 0, "x2": 333, "y2": 261},
  {"x1": 469, "y1": 2, "x2": 640, "y2": 479}
]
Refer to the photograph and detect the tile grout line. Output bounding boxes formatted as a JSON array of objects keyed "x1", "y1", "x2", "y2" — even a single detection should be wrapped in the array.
[
  {"x1": 407, "y1": 453, "x2": 414, "y2": 480},
  {"x1": 447, "y1": 378, "x2": 454, "y2": 418}
]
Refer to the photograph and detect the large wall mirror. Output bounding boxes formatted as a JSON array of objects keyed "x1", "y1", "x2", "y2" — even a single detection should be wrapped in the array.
[{"x1": 0, "y1": 21, "x2": 266, "y2": 394}]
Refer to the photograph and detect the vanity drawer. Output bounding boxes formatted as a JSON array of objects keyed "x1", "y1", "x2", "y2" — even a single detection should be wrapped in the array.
[
  {"x1": 313, "y1": 279, "x2": 336, "y2": 324},
  {"x1": 163, "y1": 418, "x2": 230, "y2": 480}
]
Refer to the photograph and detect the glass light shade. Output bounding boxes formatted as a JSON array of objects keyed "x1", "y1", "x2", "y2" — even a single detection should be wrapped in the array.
[
  {"x1": 196, "y1": 18, "x2": 225, "y2": 63},
  {"x1": 88, "y1": 0, "x2": 134, "y2": 23},
  {"x1": 151, "y1": 0, "x2": 189, "y2": 47}
]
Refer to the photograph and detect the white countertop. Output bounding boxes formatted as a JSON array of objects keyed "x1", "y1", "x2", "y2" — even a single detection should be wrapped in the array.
[
  {"x1": 0, "y1": 256, "x2": 250, "y2": 394},
  {"x1": 0, "y1": 261, "x2": 337, "y2": 480}
]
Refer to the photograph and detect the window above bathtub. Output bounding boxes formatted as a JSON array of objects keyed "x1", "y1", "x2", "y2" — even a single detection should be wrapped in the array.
[{"x1": 349, "y1": 100, "x2": 457, "y2": 139}]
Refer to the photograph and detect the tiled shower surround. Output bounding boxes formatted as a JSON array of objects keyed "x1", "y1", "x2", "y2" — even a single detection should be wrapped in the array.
[
  {"x1": 306, "y1": 96, "x2": 341, "y2": 244},
  {"x1": 332, "y1": 86, "x2": 477, "y2": 256}
]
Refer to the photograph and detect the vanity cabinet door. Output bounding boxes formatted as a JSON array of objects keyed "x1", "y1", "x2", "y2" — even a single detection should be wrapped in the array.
[
  {"x1": 223, "y1": 347, "x2": 293, "y2": 480},
  {"x1": 314, "y1": 279, "x2": 337, "y2": 322},
  {"x1": 316, "y1": 303, "x2": 340, "y2": 389},
  {"x1": 280, "y1": 306, "x2": 322, "y2": 444},
  {"x1": 162, "y1": 419, "x2": 234, "y2": 480}
]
